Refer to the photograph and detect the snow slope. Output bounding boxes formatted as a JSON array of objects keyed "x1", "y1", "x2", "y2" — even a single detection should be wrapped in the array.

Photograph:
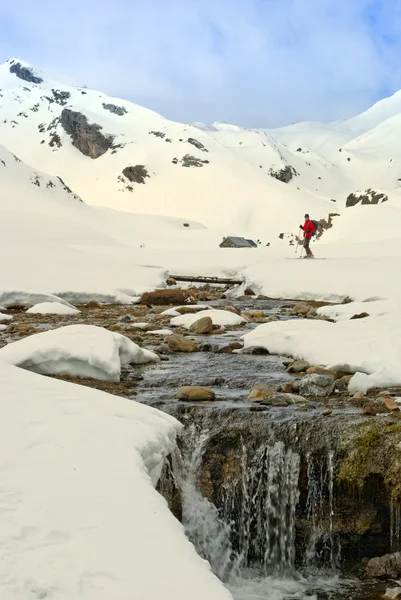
[
  {"x1": 0, "y1": 361, "x2": 232, "y2": 600},
  {"x1": 0, "y1": 58, "x2": 334, "y2": 230}
]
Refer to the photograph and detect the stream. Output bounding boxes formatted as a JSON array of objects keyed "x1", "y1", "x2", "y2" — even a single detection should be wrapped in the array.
[{"x1": 136, "y1": 297, "x2": 388, "y2": 600}]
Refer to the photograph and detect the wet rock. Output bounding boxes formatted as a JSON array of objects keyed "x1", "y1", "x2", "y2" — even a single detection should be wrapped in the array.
[
  {"x1": 241, "y1": 346, "x2": 270, "y2": 355},
  {"x1": 249, "y1": 405, "x2": 268, "y2": 412},
  {"x1": 261, "y1": 393, "x2": 307, "y2": 406},
  {"x1": 217, "y1": 345, "x2": 233, "y2": 354},
  {"x1": 60, "y1": 108, "x2": 114, "y2": 158},
  {"x1": 307, "y1": 307, "x2": 317, "y2": 317},
  {"x1": 360, "y1": 399, "x2": 390, "y2": 415},
  {"x1": 384, "y1": 586, "x2": 401, "y2": 599},
  {"x1": 287, "y1": 359, "x2": 310, "y2": 373},
  {"x1": 108, "y1": 324, "x2": 123, "y2": 332},
  {"x1": 189, "y1": 316, "x2": 213, "y2": 334},
  {"x1": 282, "y1": 358, "x2": 293, "y2": 367},
  {"x1": 335, "y1": 378, "x2": 348, "y2": 392},
  {"x1": 350, "y1": 312, "x2": 370, "y2": 320},
  {"x1": 229, "y1": 341, "x2": 243, "y2": 350},
  {"x1": 166, "y1": 277, "x2": 177, "y2": 286},
  {"x1": 299, "y1": 374, "x2": 335, "y2": 397},
  {"x1": 223, "y1": 305, "x2": 241, "y2": 315},
  {"x1": 322, "y1": 409, "x2": 333, "y2": 416},
  {"x1": 247, "y1": 384, "x2": 276, "y2": 401},
  {"x1": 291, "y1": 303, "x2": 310, "y2": 316},
  {"x1": 176, "y1": 386, "x2": 215, "y2": 401},
  {"x1": 365, "y1": 552, "x2": 401, "y2": 579},
  {"x1": 243, "y1": 311, "x2": 266, "y2": 320},
  {"x1": 244, "y1": 287, "x2": 256, "y2": 296},
  {"x1": 167, "y1": 334, "x2": 198, "y2": 353},
  {"x1": 281, "y1": 382, "x2": 296, "y2": 393},
  {"x1": 140, "y1": 289, "x2": 196, "y2": 306}
]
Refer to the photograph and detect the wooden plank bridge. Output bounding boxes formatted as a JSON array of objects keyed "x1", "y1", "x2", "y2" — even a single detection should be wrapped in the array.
[{"x1": 168, "y1": 274, "x2": 244, "y2": 286}]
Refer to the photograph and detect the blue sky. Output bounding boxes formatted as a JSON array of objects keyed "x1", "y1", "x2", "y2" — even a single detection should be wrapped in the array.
[{"x1": 1, "y1": 0, "x2": 401, "y2": 127}]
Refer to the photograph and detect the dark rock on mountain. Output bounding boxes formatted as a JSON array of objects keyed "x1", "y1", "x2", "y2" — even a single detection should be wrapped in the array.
[
  {"x1": 269, "y1": 165, "x2": 299, "y2": 183},
  {"x1": 346, "y1": 189, "x2": 389, "y2": 207},
  {"x1": 102, "y1": 103, "x2": 127, "y2": 116},
  {"x1": 122, "y1": 165, "x2": 149, "y2": 184},
  {"x1": 181, "y1": 154, "x2": 209, "y2": 167},
  {"x1": 51, "y1": 89, "x2": 71, "y2": 105},
  {"x1": 187, "y1": 138, "x2": 208, "y2": 152},
  {"x1": 9, "y1": 61, "x2": 43, "y2": 84},
  {"x1": 60, "y1": 109, "x2": 114, "y2": 159}
]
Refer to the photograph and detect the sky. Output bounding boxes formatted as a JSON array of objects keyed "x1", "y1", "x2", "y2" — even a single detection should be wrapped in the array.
[{"x1": 1, "y1": 0, "x2": 401, "y2": 128}]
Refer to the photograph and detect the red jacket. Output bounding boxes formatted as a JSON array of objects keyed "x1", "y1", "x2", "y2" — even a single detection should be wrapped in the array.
[{"x1": 301, "y1": 219, "x2": 316, "y2": 239}]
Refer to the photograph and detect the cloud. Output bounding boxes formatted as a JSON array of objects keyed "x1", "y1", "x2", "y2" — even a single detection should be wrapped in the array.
[{"x1": 1, "y1": 0, "x2": 401, "y2": 126}]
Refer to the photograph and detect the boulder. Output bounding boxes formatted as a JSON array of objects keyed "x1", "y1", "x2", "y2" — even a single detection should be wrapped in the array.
[
  {"x1": 306, "y1": 366, "x2": 336, "y2": 378},
  {"x1": 247, "y1": 384, "x2": 276, "y2": 401},
  {"x1": 350, "y1": 312, "x2": 370, "y2": 320},
  {"x1": 384, "y1": 587, "x2": 401, "y2": 599},
  {"x1": 140, "y1": 289, "x2": 196, "y2": 306},
  {"x1": 243, "y1": 311, "x2": 266, "y2": 320},
  {"x1": 217, "y1": 345, "x2": 233, "y2": 354},
  {"x1": 167, "y1": 334, "x2": 198, "y2": 353},
  {"x1": 60, "y1": 108, "x2": 114, "y2": 158},
  {"x1": 229, "y1": 341, "x2": 244, "y2": 350},
  {"x1": 241, "y1": 346, "x2": 270, "y2": 355},
  {"x1": 287, "y1": 360, "x2": 310, "y2": 373},
  {"x1": 85, "y1": 300, "x2": 103, "y2": 309},
  {"x1": 365, "y1": 552, "x2": 401, "y2": 580},
  {"x1": 189, "y1": 316, "x2": 213, "y2": 334},
  {"x1": 334, "y1": 378, "x2": 347, "y2": 392},
  {"x1": 281, "y1": 382, "x2": 296, "y2": 393},
  {"x1": 299, "y1": 374, "x2": 335, "y2": 397},
  {"x1": 291, "y1": 303, "x2": 310, "y2": 316},
  {"x1": 176, "y1": 386, "x2": 215, "y2": 401}
]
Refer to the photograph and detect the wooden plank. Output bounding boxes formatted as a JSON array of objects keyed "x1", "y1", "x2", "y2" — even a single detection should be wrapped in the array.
[{"x1": 169, "y1": 275, "x2": 244, "y2": 285}]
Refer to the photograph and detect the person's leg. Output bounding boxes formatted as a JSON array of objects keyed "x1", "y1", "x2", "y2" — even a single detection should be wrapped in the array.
[{"x1": 303, "y1": 237, "x2": 311, "y2": 256}]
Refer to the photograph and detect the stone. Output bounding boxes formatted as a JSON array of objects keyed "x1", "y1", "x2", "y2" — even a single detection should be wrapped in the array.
[
  {"x1": 291, "y1": 303, "x2": 310, "y2": 316},
  {"x1": 287, "y1": 360, "x2": 310, "y2": 373},
  {"x1": 60, "y1": 108, "x2": 114, "y2": 158},
  {"x1": 380, "y1": 397, "x2": 400, "y2": 412},
  {"x1": 167, "y1": 334, "x2": 198, "y2": 353},
  {"x1": 342, "y1": 296, "x2": 352, "y2": 304},
  {"x1": 281, "y1": 383, "x2": 295, "y2": 393},
  {"x1": 85, "y1": 300, "x2": 103, "y2": 309},
  {"x1": 257, "y1": 295, "x2": 270, "y2": 300},
  {"x1": 140, "y1": 289, "x2": 196, "y2": 306},
  {"x1": 108, "y1": 324, "x2": 123, "y2": 332},
  {"x1": 342, "y1": 375, "x2": 353, "y2": 385},
  {"x1": 176, "y1": 386, "x2": 215, "y2": 401},
  {"x1": 217, "y1": 345, "x2": 233, "y2": 354},
  {"x1": 360, "y1": 399, "x2": 389, "y2": 415},
  {"x1": 299, "y1": 374, "x2": 335, "y2": 397},
  {"x1": 229, "y1": 341, "x2": 243, "y2": 350},
  {"x1": 261, "y1": 393, "x2": 306, "y2": 406},
  {"x1": 350, "y1": 312, "x2": 369, "y2": 320},
  {"x1": 334, "y1": 378, "x2": 347, "y2": 392},
  {"x1": 307, "y1": 307, "x2": 317, "y2": 317},
  {"x1": 378, "y1": 390, "x2": 392, "y2": 397},
  {"x1": 267, "y1": 315, "x2": 279, "y2": 322},
  {"x1": 247, "y1": 384, "x2": 276, "y2": 401},
  {"x1": 243, "y1": 311, "x2": 266, "y2": 320},
  {"x1": 322, "y1": 409, "x2": 333, "y2": 416},
  {"x1": 166, "y1": 277, "x2": 177, "y2": 286},
  {"x1": 352, "y1": 391, "x2": 365, "y2": 399},
  {"x1": 249, "y1": 405, "x2": 268, "y2": 412},
  {"x1": 306, "y1": 366, "x2": 336, "y2": 378},
  {"x1": 365, "y1": 552, "x2": 401, "y2": 580},
  {"x1": 224, "y1": 305, "x2": 241, "y2": 315},
  {"x1": 189, "y1": 316, "x2": 214, "y2": 335},
  {"x1": 244, "y1": 287, "x2": 256, "y2": 296},
  {"x1": 122, "y1": 165, "x2": 149, "y2": 184},
  {"x1": 282, "y1": 358, "x2": 293, "y2": 367},
  {"x1": 384, "y1": 587, "x2": 401, "y2": 599},
  {"x1": 241, "y1": 346, "x2": 270, "y2": 355}
]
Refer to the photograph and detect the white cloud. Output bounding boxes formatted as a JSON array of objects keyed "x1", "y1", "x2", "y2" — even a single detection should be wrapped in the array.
[{"x1": 1, "y1": 0, "x2": 401, "y2": 126}]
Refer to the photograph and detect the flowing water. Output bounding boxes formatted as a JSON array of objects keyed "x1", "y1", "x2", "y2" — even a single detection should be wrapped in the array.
[{"x1": 138, "y1": 298, "x2": 388, "y2": 600}]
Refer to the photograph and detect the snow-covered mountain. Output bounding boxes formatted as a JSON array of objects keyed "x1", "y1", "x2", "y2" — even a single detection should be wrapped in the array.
[
  {"x1": 2, "y1": 56, "x2": 401, "y2": 237},
  {"x1": 0, "y1": 58, "x2": 341, "y2": 230}
]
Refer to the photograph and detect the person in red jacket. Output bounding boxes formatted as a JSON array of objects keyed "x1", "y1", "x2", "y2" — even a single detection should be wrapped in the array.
[{"x1": 300, "y1": 214, "x2": 316, "y2": 258}]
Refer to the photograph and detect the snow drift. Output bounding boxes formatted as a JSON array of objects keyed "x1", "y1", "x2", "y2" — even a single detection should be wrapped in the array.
[{"x1": 0, "y1": 324, "x2": 159, "y2": 381}]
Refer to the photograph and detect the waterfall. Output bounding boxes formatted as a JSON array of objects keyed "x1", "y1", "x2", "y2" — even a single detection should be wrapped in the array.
[{"x1": 168, "y1": 418, "x2": 340, "y2": 583}]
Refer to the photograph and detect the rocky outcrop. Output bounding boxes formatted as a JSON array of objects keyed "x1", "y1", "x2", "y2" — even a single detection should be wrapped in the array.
[
  {"x1": 122, "y1": 165, "x2": 149, "y2": 184},
  {"x1": 60, "y1": 109, "x2": 114, "y2": 158},
  {"x1": 9, "y1": 61, "x2": 43, "y2": 84},
  {"x1": 102, "y1": 103, "x2": 127, "y2": 116},
  {"x1": 365, "y1": 552, "x2": 401, "y2": 579},
  {"x1": 346, "y1": 189, "x2": 388, "y2": 208},
  {"x1": 187, "y1": 138, "x2": 208, "y2": 152},
  {"x1": 174, "y1": 154, "x2": 209, "y2": 167},
  {"x1": 269, "y1": 165, "x2": 298, "y2": 183}
]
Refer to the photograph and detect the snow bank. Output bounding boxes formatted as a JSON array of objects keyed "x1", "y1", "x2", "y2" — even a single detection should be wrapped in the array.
[
  {"x1": 0, "y1": 324, "x2": 6, "y2": 332},
  {"x1": 0, "y1": 312, "x2": 12, "y2": 322},
  {"x1": 26, "y1": 302, "x2": 80, "y2": 315},
  {"x1": 0, "y1": 324, "x2": 159, "y2": 381},
  {"x1": 243, "y1": 314, "x2": 401, "y2": 393},
  {"x1": 171, "y1": 309, "x2": 246, "y2": 328},
  {"x1": 0, "y1": 290, "x2": 74, "y2": 309},
  {"x1": 0, "y1": 361, "x2": 232, "y2": 600}
]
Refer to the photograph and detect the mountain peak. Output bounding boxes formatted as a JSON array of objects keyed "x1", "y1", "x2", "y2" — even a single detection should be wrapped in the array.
[{"x1": 7, "y1": 58, "x2": 44, "y2": 85}]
